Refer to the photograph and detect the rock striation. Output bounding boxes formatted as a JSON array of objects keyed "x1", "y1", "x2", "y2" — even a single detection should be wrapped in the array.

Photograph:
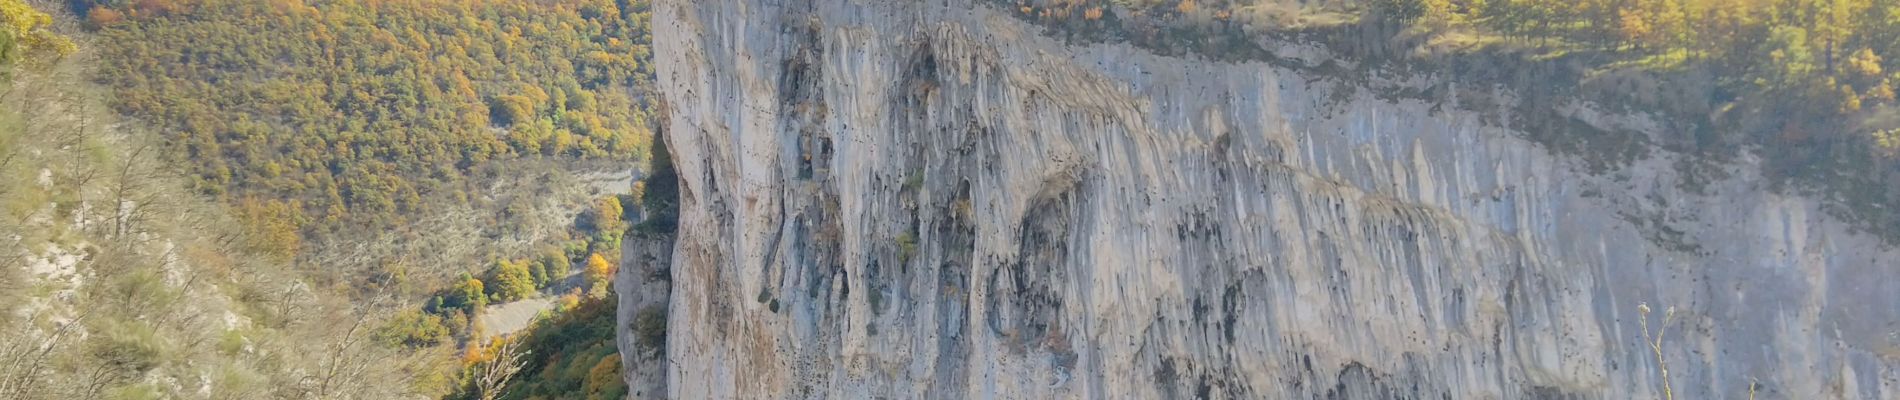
[{"x1": 628, "y1": 0, "x2": 1900, "y2": 398}]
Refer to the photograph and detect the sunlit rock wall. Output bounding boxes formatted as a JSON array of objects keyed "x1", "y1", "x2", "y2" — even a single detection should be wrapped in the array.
[{"x1": 635, "y1": 1, "x2": 1900, "y2": 398}]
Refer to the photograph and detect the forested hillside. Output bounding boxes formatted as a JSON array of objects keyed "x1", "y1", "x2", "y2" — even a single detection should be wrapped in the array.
[
  {"x1": 1004, "y1": 0, "x2": 1900, "y2": 239},
  {"x1": 1, "y1": 0, "x2": 74, "y2": 77},
  {"x1": 4, "y1": 1, "x2": 449, "y2": 397},
  {"x1": 6, "y1": 0, "x2": 667, "y2": 398},
  {"x1": 82, "y1": 0, "x2": 656, "y2": 255}
]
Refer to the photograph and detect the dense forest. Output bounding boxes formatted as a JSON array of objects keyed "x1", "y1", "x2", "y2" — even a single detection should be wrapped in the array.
[
  {"x1": 82, "y1": 0, "x2": 656, "y2": 254},
  {"x1": 5, "y1": 1, "x2": 456, "y2": 397},
  {"x1": 1006, "y1": 0, "x2": 1900, "y2": 240},
  {"x1": 471, "y1": 297, "x2": 630, "y2": 400},
  {"x1": 5, "y1": 0, "x2": 669, "y2": 398}
]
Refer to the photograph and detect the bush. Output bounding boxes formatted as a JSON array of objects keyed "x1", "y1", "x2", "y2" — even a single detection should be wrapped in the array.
[
  {"x1": 374, "y1": 309, "x2": 450, "y2": 348},
  {"x1": 87, "y1": 321, "x2": 167, "y2": 378},
  {"x1": 448, "y1": 274, "x2": 487, "y2": 312},
  {"x1": 496, "y1": 297, "x2": 623, "y2": 399},
  {"x1": 485, "y1": 259, "x2": 538, "y2": 302},
  {"x1": 633, "y1": 305, "x2": 667, "y2": 353},
  {"x1": 583, "y1": 253, "x2": 615, "y2": 298},
  {"x1": 539, "y1": 246, "x2": 571, "y2": 278},
  {"x1": 582, "y1": 355, "x2": 623, "y2": 399},
  {"x1": 528, "y1": 259, "x2": 550, "y2": 288},
  {"x1": 896, "y1": 232, "x2": 917, "y2": 263}
]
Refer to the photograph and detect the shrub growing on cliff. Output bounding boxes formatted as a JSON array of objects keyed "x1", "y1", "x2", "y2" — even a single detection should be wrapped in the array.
[
  {"x1": 896, "y1": 232, "x2": 918, "y2": 263},
  {"x1": 633, "y1": 305, "x2": 667, "y2": 355}
]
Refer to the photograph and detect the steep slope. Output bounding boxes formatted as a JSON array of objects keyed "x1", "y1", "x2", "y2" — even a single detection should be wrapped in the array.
[
  {"x1": 1, "y1": 42, "x2": 441, "y2": 400},
  {"x1": 642, "y1": 0, "x2": 1900, "y2": 399},
  {"x1": 7, "y1": 1, "x2": 664, "y2": 399},
  {"x1": 84, "y1": 0, "x2": 658, "y2": 286}
]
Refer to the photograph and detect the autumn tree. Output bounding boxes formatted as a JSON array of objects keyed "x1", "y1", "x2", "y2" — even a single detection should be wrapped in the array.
[
  {"x1": 582, "y1": 355, "x2": 622, "y2": 398},
  {"x1": 588, "y1": 195, "x2": 628, "y2": 234},
  {"x1": 584, "y1": 253, "x2": 614, "y2": 298},
  {"x1": 485, "y1": 259, "x2": 537, "y2": 303},
  {"x1": 0, "y1": 0, "x2": 77, "y2": 77},
  {"x1": 88, "y1": 0, "x2": 659, "y2": 242},
  {"x1": 1813, "y1": 0, "x2": 1871, "y2": 73},
  {"x1": 462, "y1": 335, "x2": 528, "y2": 400},
  {"x1": 237, "y1": 197, "x2": 305, "y2": 259},
  {"x1": 373, "y1": 309, "x2": 450, "y2": 348},
  {"x1": 449, "y1": 274, "x2": 488, "y2": 312},
  {"x1": 1617, "y1": 4, "x2": 1654, "y2": 49},
  {"x1": 586, "y1": 195, "x2": 628, "y2": 257},
  {"x1": 1759, "y1": 26, "x2": 1818, "y2": 85},
  {"x1": 1847, "y1": 48, "x2": 1884, "y2": 82},
  {"x1": 86, "y1": 7, "x2": 125, "y2": 28}
]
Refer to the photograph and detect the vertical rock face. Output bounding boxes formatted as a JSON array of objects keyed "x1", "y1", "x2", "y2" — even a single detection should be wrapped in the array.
[
  {"x1": 640, "y1": 0, "x2": 1900, "y2": 398},
  {"x1": 618, "y1": 232, "x2": 674, "y2": 399}
]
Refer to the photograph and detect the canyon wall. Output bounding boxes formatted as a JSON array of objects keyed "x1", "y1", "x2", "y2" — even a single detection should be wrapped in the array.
[{"x1": 631, "y1": 0, "x2": 1900, "y2": 398}]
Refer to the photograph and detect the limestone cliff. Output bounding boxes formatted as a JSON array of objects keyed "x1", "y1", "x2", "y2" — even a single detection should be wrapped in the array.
[{"x1": 628, "y1": 0, "x2": 1900, "y2": 398}]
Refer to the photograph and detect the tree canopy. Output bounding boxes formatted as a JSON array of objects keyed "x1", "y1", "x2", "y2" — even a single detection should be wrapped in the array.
[
  {"x1": 0, "y1": 0, "x2": 76, "y2": 77},
  {"x1": 88, "y1": 0, "x2": 657, "y2": 240}
]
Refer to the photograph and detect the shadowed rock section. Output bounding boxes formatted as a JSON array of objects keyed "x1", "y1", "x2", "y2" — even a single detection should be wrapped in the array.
[{"x1": 639, "y1": 0, "x2": 1900, "y2": 398}]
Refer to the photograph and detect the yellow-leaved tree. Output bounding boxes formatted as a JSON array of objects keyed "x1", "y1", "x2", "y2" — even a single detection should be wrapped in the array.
[
  {"x1": 0, "y1": 0, "x2": 76, "y2": 75},
  {"x1": 584, "y1": 253, "x2": 614, "y2": 298}
]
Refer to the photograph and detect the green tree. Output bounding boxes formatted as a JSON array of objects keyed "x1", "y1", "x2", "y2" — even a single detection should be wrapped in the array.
[
  {"x1": 1760, "y1": 26, "x2": 1818, "y2": 85},
  {"x1": 1814, "y1": 0, "x2": 1872, "y2": 73},
  {"x1": 451, "y1": 274, "x2": 488, "y2": 312},
  {"x1": 528, "y1": 259, "x2": 550, "y2": 288},
  {"x1": 374, "y1": 309, "x2": 450, "y2": 348},
  {"x1": 539, "y1": 246, "x2": 571, "y2": 278},
  {"x1": 1617, "y1": 4, "x2": 1654, "y2": 49},
  {"x1": 589, "y1": 195, "x2": 628, "y2": 233},
  {"x1": 1370, "y1": 0, "x2": 1430, "y2": 24},
  {"x1": 486, "y1": 259, "x2": 537, "y2": 303},
  {"x1": 490, "y1": 95, "x2": 537, "y2": 127},
  {"x1": 1650, "y1": 0, "x2": 1689, "y2": 50}
]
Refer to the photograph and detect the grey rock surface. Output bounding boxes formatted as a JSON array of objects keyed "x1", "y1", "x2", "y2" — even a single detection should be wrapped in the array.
[
  {"x1": 633, "y1": 0, "x2": 1900, "y2": 398},
  {"x1": 618, "y1": 232, "x2": 674, "y2": 399}
]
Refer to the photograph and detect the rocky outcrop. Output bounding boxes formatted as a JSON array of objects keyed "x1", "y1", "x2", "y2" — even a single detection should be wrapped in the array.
[
  {"x1": 617, "y1": 231, "x2": 674, "y2": 399},
  {"x1": 638, "y1": 0, "x2": 1900, "y2": 398}
]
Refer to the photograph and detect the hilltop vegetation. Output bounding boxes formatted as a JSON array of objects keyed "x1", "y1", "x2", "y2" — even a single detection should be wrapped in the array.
[
  {"x1": 452, "y1": 297, "x2": 628, "y2": 400},
  {"x1": 6, "y1": 0, "x2": 672, "y2": 398},
  {"x1": 82, "y1": 0, "x2": 656, "y2": 256},
  {"x1": 3, "y1": 6, "x2": 445, "y2": 397}
]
